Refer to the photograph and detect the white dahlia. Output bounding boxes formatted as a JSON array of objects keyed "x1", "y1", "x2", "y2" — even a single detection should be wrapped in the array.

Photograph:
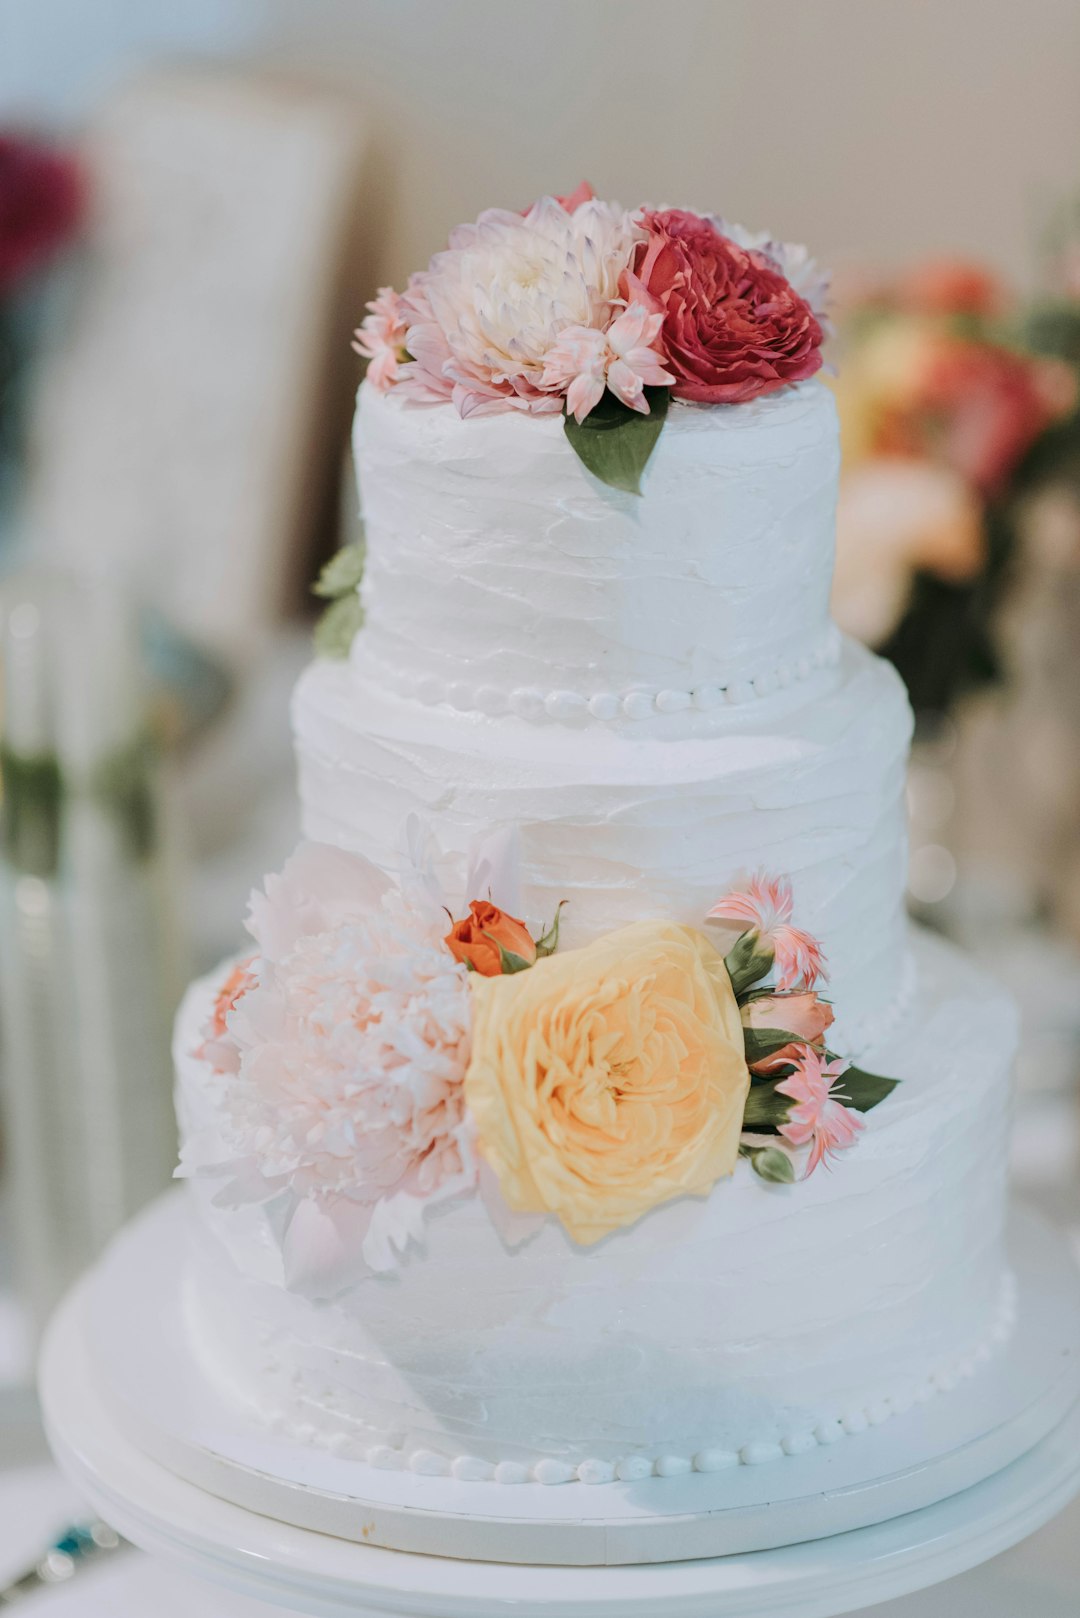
[{"x1": 396, "y1": 194, "x2": 644, "y2": 416}]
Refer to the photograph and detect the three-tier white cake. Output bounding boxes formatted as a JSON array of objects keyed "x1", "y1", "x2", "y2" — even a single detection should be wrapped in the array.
[{"x1": 174, "y1": 195, "x2": 1018, "y2": 1490}]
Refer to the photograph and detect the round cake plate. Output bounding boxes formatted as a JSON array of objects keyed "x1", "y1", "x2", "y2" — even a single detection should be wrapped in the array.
[
  {"x1": 50, "y1": 1193, "x2": 1080, "y2": 1570},
  {"x1": 38, "y1": 1283, "x2": 1080, "y2": 1618}
]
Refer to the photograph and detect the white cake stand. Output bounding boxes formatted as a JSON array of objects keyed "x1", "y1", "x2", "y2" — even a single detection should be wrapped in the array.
[{"x1": 40, "y1": 1200, "x2": 1080, "y2": 1617}]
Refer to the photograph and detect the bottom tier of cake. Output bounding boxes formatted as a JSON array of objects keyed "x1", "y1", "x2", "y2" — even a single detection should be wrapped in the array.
[{"x1": 174, "y1": 927, "x2": 1016, "y2": 1485}]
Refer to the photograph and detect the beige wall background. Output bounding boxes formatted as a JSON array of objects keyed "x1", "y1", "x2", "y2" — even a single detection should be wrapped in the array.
[
  {"x1": 254, "y1": 0, "x2": 1080, "y2": 295},
  {"x1": 4, "y1": 0, "x2": 1080, "y2": 295}
]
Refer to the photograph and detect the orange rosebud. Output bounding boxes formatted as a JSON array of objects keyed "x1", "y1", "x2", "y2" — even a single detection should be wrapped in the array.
[{"x1": 445, "y1": 900, "x2": 537, "y2": 977}]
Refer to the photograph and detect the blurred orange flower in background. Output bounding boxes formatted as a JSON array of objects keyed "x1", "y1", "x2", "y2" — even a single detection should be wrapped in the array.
[{"x1": 830, "y1": 257, "x2": 1077, "y2": 701}]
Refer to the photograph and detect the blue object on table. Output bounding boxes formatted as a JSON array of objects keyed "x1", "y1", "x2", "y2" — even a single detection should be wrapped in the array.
[{"x1": 0, "y1": 1519, "x2": 125, "y2": 1605}]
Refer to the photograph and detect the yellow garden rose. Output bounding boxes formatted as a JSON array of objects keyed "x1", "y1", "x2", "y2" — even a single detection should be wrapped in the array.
[{"x1": 464, "y1": 920, "x2": 751, "y2": 1245}]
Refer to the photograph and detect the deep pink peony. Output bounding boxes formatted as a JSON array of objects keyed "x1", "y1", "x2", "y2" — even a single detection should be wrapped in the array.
[{"x1": 625, "y1": 210, "x2": 824, "y2": 405}]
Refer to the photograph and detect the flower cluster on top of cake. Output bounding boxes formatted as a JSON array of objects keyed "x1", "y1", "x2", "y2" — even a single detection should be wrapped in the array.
[
  {"x1": 353, "y1": 183, "x2": 830, "y2": 493},
  {"x1": 180, "y1": 824, "x2": 897, "y2": 1295}
]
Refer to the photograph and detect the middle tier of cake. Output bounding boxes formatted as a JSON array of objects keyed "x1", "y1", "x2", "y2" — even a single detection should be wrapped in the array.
[{"x1": 294, "y1": 635, "x2": 913, "y2": 1049}]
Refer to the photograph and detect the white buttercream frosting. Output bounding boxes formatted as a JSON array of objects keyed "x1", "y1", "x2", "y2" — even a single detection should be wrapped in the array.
[
  {"x1": 294, "y1": 638, "x2": 912, "y2": 1040},
  {"x1": 176, "y1": 929, "x2": 1016, "y2": 1478},
  {"x1": 351, "y1": 377, "x2": 840, "y2": 711},
  {"x1": 170, "y1": 360, "x2": 1019, "y2": 1487}
]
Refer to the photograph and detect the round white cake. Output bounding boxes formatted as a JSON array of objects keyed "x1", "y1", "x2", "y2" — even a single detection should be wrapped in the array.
[{"x1": 175, "y1": 370, "x2": 1019, "y2": 1486}]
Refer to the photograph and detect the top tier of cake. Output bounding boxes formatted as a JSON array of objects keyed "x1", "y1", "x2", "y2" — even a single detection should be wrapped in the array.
[{"x1": 352, "y1": 377, "x2": 840, "y2": 722}]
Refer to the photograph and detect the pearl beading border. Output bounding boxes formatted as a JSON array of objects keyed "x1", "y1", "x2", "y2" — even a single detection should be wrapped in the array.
[
  {"x1": 354, "y1": 627, "x2": 843, "y2": 724},
  {"x1": 270, "y1": 1269, "x2": 1016, "y2": 1487}
]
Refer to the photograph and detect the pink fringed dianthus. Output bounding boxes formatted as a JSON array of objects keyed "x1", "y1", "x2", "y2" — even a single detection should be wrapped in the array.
[
  {"x1": 542, "y1": 303, "x2": 674, "y2": 421},
  {"x1": 352, "y1": 286, "x2": 410, "y2": 391},
  {"x1": 707, "y1": 871, "x2": 827, "y2": 991},
  {"x1": 776, "y1": 1048, "x2": 865, "y2": 1176}
]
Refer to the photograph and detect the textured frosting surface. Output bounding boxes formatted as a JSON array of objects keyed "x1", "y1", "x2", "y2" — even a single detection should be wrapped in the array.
[
  {"x1": 176, "y1": 929, "x2": 1016, "y2": 1477},
  {"x1": 295, "y1": 640, "x2": 912, "y2": 1044},
  {"x1": 353, "y1": 378, "x2": 840, "y2": 707}
]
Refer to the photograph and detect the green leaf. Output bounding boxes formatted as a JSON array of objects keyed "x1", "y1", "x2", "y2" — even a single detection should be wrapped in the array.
[
  {"x1": 534, "y1": 900, "x2": 567, "y2": 959},
  {"x1": 743, "y1": 1144, "x2": 796, "y2": 1185},
  {"x1": 313, "y1": 541, "x2": 366, "y2": 599},
  {"x1": 724, "y1": 929, "x2": 775, "y2": 998},
  {"x1": 314, "y1": 592, "x2": 365, "y2": 659},
  {"x1": 742, "y1": 1027, "x2": 806, "y2": 1068},
  {"x1": 836, "y1": 1064, "x2": 900, "y2": 1114},
  {"x1": 489, "y1": 938, "x2": 535, "y2": 975},
  {"x1": 741, "y1": 1080, "x2": 792, "y2": 1134},
  {"x1": 563, "y1": 386, "x2": 669, "y2": 496}
]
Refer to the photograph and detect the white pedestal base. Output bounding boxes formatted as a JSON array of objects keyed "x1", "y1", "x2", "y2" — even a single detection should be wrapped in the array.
[
  {"x1": 43, "y1": 1193, "x2": 1080, "y2": 1567},
  {"x1": 38, "y1": 1197, "x2": 1080, "y2": 1611}
]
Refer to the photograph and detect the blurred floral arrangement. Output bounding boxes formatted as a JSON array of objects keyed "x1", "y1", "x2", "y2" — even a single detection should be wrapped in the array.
[
  {"x1": 831, "y1": 257, "x2": 1080, "y2": 715},
  {"x1": 0, "y1": 131, "x2": 84, "y2": 539}
]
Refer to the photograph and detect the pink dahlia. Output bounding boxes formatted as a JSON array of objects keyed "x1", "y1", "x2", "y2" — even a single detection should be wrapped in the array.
[
  {"x1": 352, "y1": 286, "x2": 409, "y2": 391},
  {"x1": 707, "y1": 871, "x2": 827, "y2": 991},
  {"x1": 625, "y1": 209, "x2": 824, "y2": 404},
  {"x1": 541, "y1": 302, "x2": 674, "y2": 420},
  {"x1": 776, "y1": 1048, "x2": 865, "y2": 1176},
  {"x1": 391, "y1": 195, "x2": 643, "y2": 417}
]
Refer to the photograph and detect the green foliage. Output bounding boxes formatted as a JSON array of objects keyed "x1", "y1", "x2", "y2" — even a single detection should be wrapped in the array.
[
  {"x1": 489, "y1": 938, "x2": 536, "y2": 975},
  {"x1": 314, "y1": 591, "x2": 365, "y2": 660},
  {"x1": 724, "y1": 929, "x2": 775, "y2": 998},
  {"x1": 313, "y1": 542, "x2": 366, "y2": 599},
  {"x1": 563, "y1": 387, "x2": 669, "y2": 495},
  {"x1": 91, "y1": 736, "x2": 157, "y2": 861},
  {"x1": 740, "y1": 1143, "x2": 796, "y2": 1185},
  {"x1": 534, "y1": 900, "x2": 567, "y2": 959},
  {"x1": 313, "y1": 541, "x2": 366, "y2": 658},
  {"x1": 836, "y1": 1064, "x2": 901, "y2": 1113},
  {"x1": 0, "y1": 745, "x2": 62, "y2": 877},
  {"x1": 740, "y1": 1080, "x2": 792, "y2": 1134},
  {"x1": 741, "y1": 1026, "x2": 805, "y2": 1069}
]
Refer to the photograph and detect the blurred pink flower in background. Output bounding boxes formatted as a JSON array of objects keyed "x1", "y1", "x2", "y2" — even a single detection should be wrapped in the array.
[{"x1": 0, "y1": 132, "x2": 84, "y2": 296}]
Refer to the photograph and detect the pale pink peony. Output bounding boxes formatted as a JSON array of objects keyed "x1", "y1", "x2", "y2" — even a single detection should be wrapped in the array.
[
  {"x1": 195, "y1": 841, "x2": 475, "y2": 1281},
  {"x1": 393, "y1": 195, "x2": 644, "y2": 417},
  {"x1": 200, "y1": 955, "x2": 258, "y2": 1074},
  {"x1": 541, "y1": 303, "x2": 674, "y2": 421},
  {"x1": 707, "y1": 871, "x2": 827, "y2": 991},
  {"x1": 776, "y1": 1048, "x2": 865, "y2": 1175},
  {"x1": 352, "y1": 286, "x2": 409, "y2": 391}
]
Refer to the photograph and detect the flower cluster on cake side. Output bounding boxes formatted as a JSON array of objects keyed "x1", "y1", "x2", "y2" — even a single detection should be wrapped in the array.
[
  {"x1": 181, "y1": 827, "x2": 897, "y2": 1291},
  {"x1": 352, "y1": 182, "x2": 830, "y2": 494}
]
